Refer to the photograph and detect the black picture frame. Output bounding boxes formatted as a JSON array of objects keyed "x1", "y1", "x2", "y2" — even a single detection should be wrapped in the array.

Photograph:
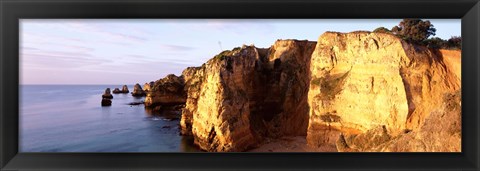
[{"x1": 1, "y1": 0, "x2": 479, "y2": 170}]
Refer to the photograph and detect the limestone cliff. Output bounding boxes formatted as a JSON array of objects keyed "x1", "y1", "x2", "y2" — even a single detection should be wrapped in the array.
[
  {"x1": 180, "y1": 40, "x2": 316, "y2": 152},
  {"x1": 336, "y1": 90, "x2": 461, "y2": 152},
  {"x1": 180, "y1": 67, "x2": 204, "y2": 136},
  {"x1": 306, "y1": 32, "x2": 460, "y2": 151},
  {"x1": 147, "y1": 31, "x2": 460, "y2": 152}
]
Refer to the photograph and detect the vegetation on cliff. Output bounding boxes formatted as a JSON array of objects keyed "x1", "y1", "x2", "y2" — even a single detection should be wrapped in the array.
[{"x1": 374, "y1": 19, "x2": 461, "y2": 50}]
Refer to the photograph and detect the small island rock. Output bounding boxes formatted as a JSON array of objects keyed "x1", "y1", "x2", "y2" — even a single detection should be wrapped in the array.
[
  {"x1": 101, "y1": 98, "x2": 112, "y2": 106},
  {"x1": 102, "y1": 88, "x2": 113, "y2": 99},
  {"x1": 121, "y1": 85, "x2": 129, "y2": 93},
  {"x1": 131, "y1": 83, "x2": 146, "y2": 97},
  {"x1": 112, "y1": 88, "x2": 122, "y2": 94}
]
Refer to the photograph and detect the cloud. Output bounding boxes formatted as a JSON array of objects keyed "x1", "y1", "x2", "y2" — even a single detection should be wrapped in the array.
[
  {"x1": 22, "y1": 42, "x2": 95, "y2": 53},
  {"x1": 64, "y1": 22, "x2": 148, "y2": 42},
  {"x1": 158, "y1": 44, "x2": 195, "y2": 51},
  {"x1": 21, "y1": 50, "x2": 111, "y2": 69},
  {"x1": 126, "y1": 54, "x2": 146, "y2": 58},
  {"x1": 21, "y1": 33, "x2": 84, "y2": 45}
]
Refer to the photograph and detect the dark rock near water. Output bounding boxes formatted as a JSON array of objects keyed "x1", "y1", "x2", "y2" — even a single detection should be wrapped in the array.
[
  {"x1": 101, "y1": 98, "x2": 112, "y2": 106},
  {"x1": 127, "y1": 101, "x2": 144, "y2": 106},
  {"x1": 112, "y1": 88, "x2": 122, "y2": 94}
]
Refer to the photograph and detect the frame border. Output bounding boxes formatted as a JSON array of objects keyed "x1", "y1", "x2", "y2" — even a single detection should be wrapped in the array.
[{"x1": 1, "y1": 0, "x2": 479, "y2": 170}]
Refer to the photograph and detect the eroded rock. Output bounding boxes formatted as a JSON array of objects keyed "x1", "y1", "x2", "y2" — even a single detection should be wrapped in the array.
[
  {"x1": 181, "y1": 40, "x2": 316, "y2": 152},
  {"x1": 131, "y1": 83, "x2": 146, "y2": 97},
  {"x1": 101, "y1": 98, "x2": 112, "y2": 106},
  {"x1": 121, "y1": 85, "x2": 129, "y2": 93},
  {"x1": 306, "y1": 32, "x2": 461, "y2": 151},
  {"x1": 143, "y1": 81, "x2": 154, "y2": 92},
  {"x1": 102, "y1": 88, "x2": 113, "y2": 99},
  {"x1": 144, "y1": 74, "x2": 186, "y2": 108},
  {"x1": 112, "y1": 88, "x2": 122, "y2": 94}
]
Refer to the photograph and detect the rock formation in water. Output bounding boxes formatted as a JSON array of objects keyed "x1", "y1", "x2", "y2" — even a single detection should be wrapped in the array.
[
  {"x1": 122, "y1": 85, "x2": 129, "y2": 93},
  {"x1": 145, "y1": 31, "x2": 460, "y2": 152},
  {"x1": 131, "y1": 83, "x2": 146, "y2": 97},
  {"x1": 113, "y1": 85, "x2": 129, "y2": 94},
  {"x1": 102, "y1": 88, "x2": 113, "y2": 99},
  {"x1": 306, "y1": 32, "x2": 460, "y2": 152},
  {"x1": 112, "y1": 88, "x2": 122, "y2": 94},
  {"x1": 101, "y1": 98, "x2": 112, "y2": 106},
  {"x1": 143, "y1": 81, "x2": 155, "y2": 92},
  {"x1": 101, "y1": 88, "x2": 113, "y2": 106},
  {"x1": 144, "y1": 74, "x2": 186, "y2": 108}
]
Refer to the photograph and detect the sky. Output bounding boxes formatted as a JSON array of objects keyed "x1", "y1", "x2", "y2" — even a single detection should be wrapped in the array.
[{"x1": 20, "y1": 19, "x2": 461, "y2": 85}]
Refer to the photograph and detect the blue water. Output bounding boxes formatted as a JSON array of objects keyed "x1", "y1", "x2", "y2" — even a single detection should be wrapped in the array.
[{"x1": 20, "y1": 85, "x2": 200, "y2": 152}]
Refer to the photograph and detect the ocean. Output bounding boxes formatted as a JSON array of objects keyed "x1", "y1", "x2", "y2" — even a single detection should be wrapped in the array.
[{"x1": 19, "y1": 85, "x2": 200, "y2": 152}]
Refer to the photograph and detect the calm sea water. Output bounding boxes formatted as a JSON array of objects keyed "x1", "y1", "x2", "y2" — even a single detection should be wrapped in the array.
[{"x1": 20, "y1": 85, "x2": 200, "y2": 152}]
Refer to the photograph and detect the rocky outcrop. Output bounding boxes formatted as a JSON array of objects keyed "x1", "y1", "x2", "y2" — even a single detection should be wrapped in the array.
[
  {"x1": 122, "y1": 85, "x2": 129, "y2": 93},
  {"x1": 112, "y1": 88, "x2": 122, "y2": 94},
  {"x1": 141, "y1": 31, "x2": 460, "y2": 152},
  {"x1": 144, "y1": 75, "x2": 186, "y2": 108},
  {"x1": 102, "y1": 88, "x2": 113, "y2": 99},
  {"x1": 143, "y1": 81, "x2": 154, "y2": 92},
  {"x1": 306, "y1": 32, "x2": 461, "y2": 151},
  {"x1": 101, "y1": 88, "x2": 113, "y2": 106},
  {"x1": 180, "y1": 67, "x2": 204, "y2": 136},
  {"x1": 180, "y1": 40, "x2": 316, "y2": 152},
  {"x1": 113, "y1": 85, "x2": 129, "y2": 94},
  {"x1": 131, "y1": 83, "x2": 146, "y2": 97},
  {"x1": 101, "y1": 98, "x2": 112, "y2": 106}
]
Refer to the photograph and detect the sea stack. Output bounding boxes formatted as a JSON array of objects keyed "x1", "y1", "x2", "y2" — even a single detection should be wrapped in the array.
[
  {"x1": 102, "y1": 88, "x2": 113, "y2": 99},
  {"x1": 121, "y1": 85, "x2": 129, "y2": 93},
  {"x1": 112, "y1": 88, "x2": 122, "y2": 94},
  {"x1": 131, "y1": 83, "x2": 146, "y2": 97},
  {"x1": 101, "y1": 88, "x2": 113, "y2": 106},
  {"x1": 101, "y1": 98, "x2": 112, "y2": 106},
  {"x1": 113, "y1": 85, "x2": 129, "y2": 94}
]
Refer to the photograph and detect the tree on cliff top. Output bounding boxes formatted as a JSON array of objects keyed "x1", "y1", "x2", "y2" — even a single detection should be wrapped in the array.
[
  {"x1": 373, "y1": 27, "x2": 391, "y2": 34},
  {"x1": 447, "y1": 36, "x2": 462, "y2": 49},
  {"x1": 391, "y1": 19, "x2": 436, "y2": 43}
]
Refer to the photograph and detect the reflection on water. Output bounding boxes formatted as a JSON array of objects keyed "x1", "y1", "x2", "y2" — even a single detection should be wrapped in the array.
[{"x1": 20, "y1": 85, "x2": 201, "y2": 152}]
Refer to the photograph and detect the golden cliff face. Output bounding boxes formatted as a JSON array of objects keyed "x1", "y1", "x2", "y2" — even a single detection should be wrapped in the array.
[
  {"x1": 180, "y1": 40, "x2": 316, "y2": 152},
  {"x1": 308, "y1": 32, "x2": 410, "y2": 140},
  {"x1": 180, "y1": 67, "x2": 204, "y2": 136},
  {"x1": 306, "y1": 32, "x2": 461, "y2": 151},
  {"x1": 150, "y1": 32, "x2": 460, "y2": 152},
  {"x1": 187, "y1": 46, "x2": 259, "y2": 152}
]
